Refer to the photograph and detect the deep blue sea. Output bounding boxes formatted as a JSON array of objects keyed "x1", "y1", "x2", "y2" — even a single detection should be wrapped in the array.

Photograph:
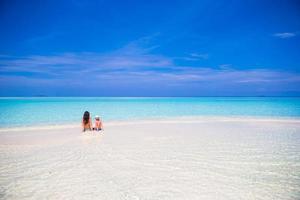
[{"x1": 0, "y1": 97, "x2": 300, "y2": 127}]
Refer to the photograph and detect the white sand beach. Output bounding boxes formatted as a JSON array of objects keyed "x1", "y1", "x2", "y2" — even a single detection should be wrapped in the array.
[{"x1": 0, "y1": 117, "x2": 300, "y2": 199}]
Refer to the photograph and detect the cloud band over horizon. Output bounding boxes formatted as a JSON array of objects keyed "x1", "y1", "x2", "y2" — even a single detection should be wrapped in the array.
[{"x1": 1, "y1": 39, "x2": 300, "y2": 96}]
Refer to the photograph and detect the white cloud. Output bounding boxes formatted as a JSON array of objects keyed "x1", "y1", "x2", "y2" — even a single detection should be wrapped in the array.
[
  {"x1": 1, "y1": 35, "x2": 300, "y2": 94},
  {"x1": 174, "y1": 53, "x2": 209, "y2": 61},
  {"x1": 190, "y1": 53, "x2": 209, "y2": 59},
  {"x1": 273, "y1": 32, "x2": 296, "y2": 38},
  {"x1": 0, "y1": 48, "x2": 173, "y2": 75},
  {"x1": 218, "y1": 64, "x2": 233, "y2": 70},
  {"x1": 1, "y1": 50, "x2": 299, "y2": 87}
]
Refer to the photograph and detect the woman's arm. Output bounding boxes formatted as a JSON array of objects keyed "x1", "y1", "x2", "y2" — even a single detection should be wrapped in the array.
[{"x1": 89, "y1": 118, "x2": 93, "y2": 129}]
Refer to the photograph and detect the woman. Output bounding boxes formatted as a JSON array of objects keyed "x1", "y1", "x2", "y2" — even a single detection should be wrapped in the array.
[{"x1": 82, "y1": 111, "x2": 92, "y2": 132}]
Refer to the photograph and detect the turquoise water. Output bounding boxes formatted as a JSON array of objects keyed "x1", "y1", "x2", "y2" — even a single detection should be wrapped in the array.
[{"x1": 0, "y1": 97, "x2": 300, "y2": 127}]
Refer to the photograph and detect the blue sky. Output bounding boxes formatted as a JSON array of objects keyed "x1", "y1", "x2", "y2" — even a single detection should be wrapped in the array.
[{"x1": 0, "y1": 0, "x2": 300, "y2": 96}]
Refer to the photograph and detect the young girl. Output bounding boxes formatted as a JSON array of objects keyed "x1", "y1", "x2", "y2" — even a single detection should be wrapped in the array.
[
  {"x1": 93, "y1": 115, "x2": 103, "y2": 131},
  {"x1": 82, "y1": 111, "x2": 92, "y2": 132}
]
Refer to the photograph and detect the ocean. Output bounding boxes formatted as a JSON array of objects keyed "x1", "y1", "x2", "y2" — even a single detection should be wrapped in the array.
[{"x1": 0, "y1": 97, "x2": 300, "y2": 127}]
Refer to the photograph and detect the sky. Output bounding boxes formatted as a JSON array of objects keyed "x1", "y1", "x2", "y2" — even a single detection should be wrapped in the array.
[{"x1": 0, "y1": 0, "x2": 300, "y2": 96}]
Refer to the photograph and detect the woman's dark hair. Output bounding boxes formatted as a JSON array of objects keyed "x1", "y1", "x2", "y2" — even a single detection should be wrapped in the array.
[{"x1": 83, "y1": 111, "x2": 90, "y2": 125}]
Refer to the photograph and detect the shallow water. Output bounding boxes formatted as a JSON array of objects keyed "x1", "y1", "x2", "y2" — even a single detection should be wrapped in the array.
[
  {"x1": 0, "y1": 119, "x2": 299, "y2": 199},
  {"x1": 1, "y1": 97, "x2": 300, "y2": 127}
]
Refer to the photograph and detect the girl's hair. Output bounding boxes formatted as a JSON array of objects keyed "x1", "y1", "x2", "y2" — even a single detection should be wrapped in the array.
[{"x1": 83, "y1": 111, "x2": 90, "y2": 125}]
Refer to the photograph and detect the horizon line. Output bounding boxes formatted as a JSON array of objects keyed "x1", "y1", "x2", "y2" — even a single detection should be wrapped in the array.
[{"x1": 0, "y1": 96, "x2": 300, "y2": 98}]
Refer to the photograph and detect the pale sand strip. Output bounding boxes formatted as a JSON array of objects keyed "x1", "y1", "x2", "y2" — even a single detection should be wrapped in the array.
[
  {"x1": 1, "y1": 116, "x2": 299, "y2": 132},
  {"x1": 0, "y1": 117, "x2": 300, "y2": 199}
]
